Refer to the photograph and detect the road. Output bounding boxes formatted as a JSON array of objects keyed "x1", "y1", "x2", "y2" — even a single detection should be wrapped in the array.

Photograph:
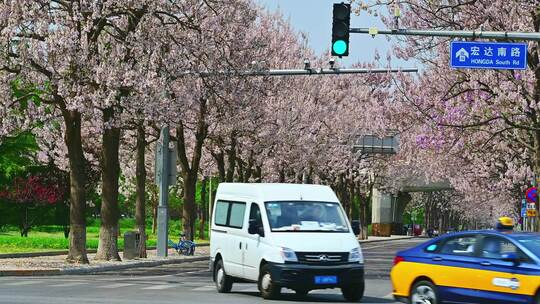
[{"x1": 0, "y1": 238, "x2": 425, "y2": 304}]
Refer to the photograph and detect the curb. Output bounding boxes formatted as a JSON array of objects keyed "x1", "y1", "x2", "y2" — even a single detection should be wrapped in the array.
[
  {"x1": 0, "y1": 269, "x2": 61, "y2": 276},
  {"x1": 0, "y1": 243, "x2": 210, "y2": 259},
  {"x1": 0, "y1": 255, "x2": 210, "y2": 277},
  {"x1": 359, "y1": 236, "x2": 416, "y2": 244}
]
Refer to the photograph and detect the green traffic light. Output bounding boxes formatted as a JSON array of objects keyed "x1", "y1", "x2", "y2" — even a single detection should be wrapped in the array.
[{"x1": 333, "y1": 40, "x2": 347, "y2": 55}]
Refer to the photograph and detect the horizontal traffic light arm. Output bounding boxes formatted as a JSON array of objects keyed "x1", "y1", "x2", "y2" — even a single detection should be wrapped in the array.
[
  {"x1": 350, "y1": 27, "x2": 540, "y2": 41},
  {"x1": 174, "y1": 67, "x2": 418, "y2": 78}
]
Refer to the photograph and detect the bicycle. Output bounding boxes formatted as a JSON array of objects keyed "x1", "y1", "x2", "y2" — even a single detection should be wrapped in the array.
[{"x1": 168, "y1": 233, "x2": 196, "y2": 256}]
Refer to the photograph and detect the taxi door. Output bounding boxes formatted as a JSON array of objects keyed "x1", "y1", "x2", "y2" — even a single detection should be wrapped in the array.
[
  {"x1": 431, "y1": 234, "x2": 484, "y2": 303},
  {"x1": 474, "y1": 235, "x2": 536, "y2": 304}
]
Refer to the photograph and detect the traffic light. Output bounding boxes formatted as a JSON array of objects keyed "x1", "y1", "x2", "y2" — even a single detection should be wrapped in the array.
[{"x1": 331, "y1": 3, "x2": 350, "y2": 57}]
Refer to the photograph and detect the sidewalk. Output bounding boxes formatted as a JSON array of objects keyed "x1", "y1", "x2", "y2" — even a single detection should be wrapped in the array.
[
  {"x1": 359, "y1": 235, "x2": 416, "y2": 243},
  {"x1": 0, "y1": 247, "x2": 209, "y2": 276}
]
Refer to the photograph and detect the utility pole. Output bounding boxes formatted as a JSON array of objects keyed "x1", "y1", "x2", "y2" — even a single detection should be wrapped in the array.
[{"x1": 155, "y1": 126, "x2": 177, "y2": 258}]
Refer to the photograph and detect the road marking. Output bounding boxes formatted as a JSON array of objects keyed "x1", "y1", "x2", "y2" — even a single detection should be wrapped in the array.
[
  {"x1": 142, "y1": 284, "x2": 175, "y2": 290},
  {"x1": 49, "y1": 282, "x2": 87, "y2": 287},
  {"x1": 97, "y1": 283, "x2": 134, "y2": 289},
  {"x1": 3, "y1": 281, "x2": 43, "y2": 286}
]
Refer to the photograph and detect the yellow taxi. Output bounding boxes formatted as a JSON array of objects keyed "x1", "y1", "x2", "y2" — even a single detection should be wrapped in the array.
[{"x1": 391, "y1": 219, "x2": 540, "y2": 304}]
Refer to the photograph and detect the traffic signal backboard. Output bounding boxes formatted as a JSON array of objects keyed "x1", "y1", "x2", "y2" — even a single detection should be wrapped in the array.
[{"x1": 332, "y1": 3, "x2": 351, "y2": 57}]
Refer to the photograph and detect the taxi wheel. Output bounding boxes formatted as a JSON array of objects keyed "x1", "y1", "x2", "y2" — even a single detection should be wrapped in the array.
[
  {"x1": 214, "y1": 259, "x2": 233, "y2": 293},
  {"x1": 410, "y1": 281, "x2": 438, "y2": 304},
  {"x1": 341, "y1": 283, "x2": 365, "y2": 302},
  {"x1": 258, "y1": 264, "x2": 281, "y2": 299}
]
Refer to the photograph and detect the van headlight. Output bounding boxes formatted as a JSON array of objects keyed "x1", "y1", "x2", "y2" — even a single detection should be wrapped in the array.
[
  {"x1": 279, "y1": 247, "x2": 298, "y2": 262},
  {"x1": 349, "y1": 247, "x2": 364, "y2": 264}
]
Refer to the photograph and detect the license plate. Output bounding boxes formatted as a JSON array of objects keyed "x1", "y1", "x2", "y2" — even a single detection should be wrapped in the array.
[{"x1": 314, "y1": 275, "x2": 338, "y2": 285}]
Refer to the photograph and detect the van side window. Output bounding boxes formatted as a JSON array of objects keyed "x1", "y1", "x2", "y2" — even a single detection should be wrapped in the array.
[
  {"x1": 214, "y1": 200, "x2": 246, "y2": 229},
  {"x1": 215, "y1": 201, "x2": 229, "y2": 226},
  {"x1": 229, "y1": 203, "x2": 246, "y2": 228},
  {"x1": 249, "y1": 203, "x2": 262, "y2": 226}
]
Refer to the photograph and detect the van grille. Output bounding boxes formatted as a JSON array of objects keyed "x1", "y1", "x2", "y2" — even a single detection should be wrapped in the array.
[{"x1": 296, "y1": 252, "x2": 349, "y2": 264}]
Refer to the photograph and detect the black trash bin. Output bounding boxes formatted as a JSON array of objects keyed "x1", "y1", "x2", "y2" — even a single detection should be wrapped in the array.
[{"x1": 124, "y1": 231, "x2": 140, "y2": 260}]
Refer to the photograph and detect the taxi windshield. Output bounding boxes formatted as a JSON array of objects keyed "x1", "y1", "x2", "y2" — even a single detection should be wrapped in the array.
[
  {"x1": 515, "y1": 235, "x2": 540, "y2": 257},
  {"x1": 264, "y1": 201, "x2": 349, "y2": 232}
]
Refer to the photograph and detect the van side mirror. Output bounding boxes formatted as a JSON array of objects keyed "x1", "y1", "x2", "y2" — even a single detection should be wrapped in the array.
[
  {"x1": 351, "y1": 220, "x2": 360, "y2": 236},
  {"x1": 248, "y1": 219, "x2": 264, "y2": 237},
  {"x1": 502, "y1": 253, "x2": 520, "y2": 266}
]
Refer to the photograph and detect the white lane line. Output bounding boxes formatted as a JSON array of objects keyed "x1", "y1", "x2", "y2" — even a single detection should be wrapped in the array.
[
  {"x1": 3, "y1": 281, "x2": 43, "y2": 286},
  {"x1": 97, "y1": 283, "x2": 135, "y2": 289},
  {"x1": 142, "y1": 284, "x2": 175, "y2": 290},
  {"x1": 49, "y1": 282, "x2": 87, "y2": 287},
  {"x1": 192, "y1": 285, "x2": 216, "y2": 291}
]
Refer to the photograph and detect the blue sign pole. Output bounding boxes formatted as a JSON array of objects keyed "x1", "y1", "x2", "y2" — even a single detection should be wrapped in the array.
[{"x1": 450, "y1": 41, "x2": 527, "y2": 70}]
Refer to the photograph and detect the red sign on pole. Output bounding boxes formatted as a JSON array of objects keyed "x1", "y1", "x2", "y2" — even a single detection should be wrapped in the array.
[{"x1": 526, "y1": 187, "x2": 537, "y2": 203}]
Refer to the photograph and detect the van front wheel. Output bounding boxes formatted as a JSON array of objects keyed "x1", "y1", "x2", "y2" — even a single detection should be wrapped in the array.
[
  {"x1": 341, "y1": 283, "x2": 365, "y2": 302},
  {"x1": 214, "y1": 259, "x2": 233, "y2": 293},
  {"x1": 258, "y1": 264, "x2": 281, "y2": 299}
]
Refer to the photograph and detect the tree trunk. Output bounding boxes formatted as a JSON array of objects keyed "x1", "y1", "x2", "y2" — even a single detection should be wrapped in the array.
[
  {"x1": 364, "y1": 182, "x2": 374, "y2": 238},
  {"x1": 226, "y1": 134, "x2": 237, "y2": 182},
  {"x1": 199, "y1": 176, "x2": 207, "y2": 239},
  {"x1": 95, "y1": 108, "x2": 121, "y2": 261},
  {"x1": 152, "y1": 204, "x2": 158, "y2": 235},
  {"x1": 278, "y1": 167, "x2": 285, "y2": 182},
  {"x1": 20, "y1": 206, "x2": 30, "y2": 237},
  {"x1": 63, "y1": 110, "x2": 89, "y2": 264},
  {"x1": 237, "y1": 158, "x2": 244, "y2": 182},
  {"x1": 358, "y1": 189, "x2": 368, "y2": 240},
  {"x1": 348, "y1": 183, "x2": 355, "y2": 221},
  {"x1": 176, "y1": 98, "x2": 208, "y2": 241},
  {"x1": 182, "y1": 172, "x2": 197, "y2": 240},
  {"x1": 135, "y1": 122, "x2": 147, "y2": 258},
  {"x1": 212, "y1": 151, "x2": 226, "y2": 182},
  {"x1": 255, "y1": 166, "x2": 262, "y2": 183},
  {"x1": 243, "y1": 151, "x2": 254, "y2": 182}
]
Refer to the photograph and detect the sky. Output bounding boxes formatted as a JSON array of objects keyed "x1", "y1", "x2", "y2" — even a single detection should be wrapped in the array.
[{"x1": 255, "y1": 0, "x2": 411, "y2": 68}]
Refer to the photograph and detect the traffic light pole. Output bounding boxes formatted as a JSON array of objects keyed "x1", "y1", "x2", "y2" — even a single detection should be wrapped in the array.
[{"x1": 350, "y1": 27, "x2": 540, "y2": 41}]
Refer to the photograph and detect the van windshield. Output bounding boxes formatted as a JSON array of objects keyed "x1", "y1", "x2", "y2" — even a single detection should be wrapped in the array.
[{"x1": 264, "y1": 201, "x2": 349, "y2": 232}]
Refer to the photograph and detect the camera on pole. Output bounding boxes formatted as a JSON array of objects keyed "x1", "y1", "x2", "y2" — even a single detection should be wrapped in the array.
[{"x1": 331, "y1": 3, "x2": 351, "y2": 57}]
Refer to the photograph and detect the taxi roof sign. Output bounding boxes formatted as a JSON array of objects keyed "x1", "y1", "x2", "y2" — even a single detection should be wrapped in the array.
[
  {"x1": 496, "y1": 217, "x2": 514, "y2": 230},
  {"x1": 499, "y1": 217, "x2": 513, "y2": 226}
]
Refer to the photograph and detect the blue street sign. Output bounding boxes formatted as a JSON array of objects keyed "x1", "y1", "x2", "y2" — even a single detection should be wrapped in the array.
[
  {"x1": 522, "y1": 207, "x2": 527, "y2": 218},
  {"x1": 450, "y1": 41, "x2": 527, "y2": 70}
]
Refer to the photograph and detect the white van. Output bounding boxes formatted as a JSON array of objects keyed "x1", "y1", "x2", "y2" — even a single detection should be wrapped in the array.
[{"x1": 210, "y1": 183, "x2": 364, "y2": 301}]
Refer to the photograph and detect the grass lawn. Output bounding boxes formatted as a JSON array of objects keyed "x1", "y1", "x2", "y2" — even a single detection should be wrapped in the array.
[{"x1": 0, "y1": 219, "x2": 208, "y2": 254}]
